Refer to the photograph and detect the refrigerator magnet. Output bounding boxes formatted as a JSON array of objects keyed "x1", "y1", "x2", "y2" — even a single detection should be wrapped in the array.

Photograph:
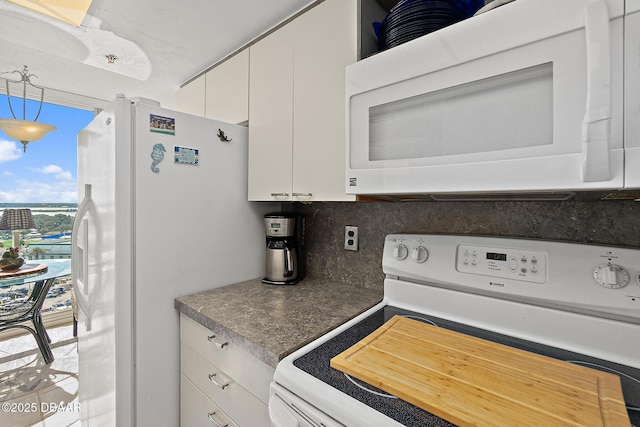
[
  {"x1": 150, "y1": 143, "x2": 166, "y2": 173},
  {"x1": 174, "y1": 146, "x2": 199, "y2": 165},
  {"x1": 150, "y1": 114, "x2": 175, "y2": 135},
  {"x1": 217, "y1": 128, "x2": 232, "y2": 142}
]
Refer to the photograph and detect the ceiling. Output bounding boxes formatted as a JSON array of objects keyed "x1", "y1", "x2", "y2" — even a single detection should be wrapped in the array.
[{"x1": 0, "y1": 0, "x2": 317, "y2": 110}]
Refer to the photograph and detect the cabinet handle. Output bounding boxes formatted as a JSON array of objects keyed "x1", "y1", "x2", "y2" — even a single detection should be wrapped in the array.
[
  {"x1": 270, "y1": 192, "x2": 289, "y2": 198},
  {"x1": 208, "y1": 373, "x2": 230, "y2": 390},
  {"x1": 207, "y1": 334, "x2": 228, "y2": 349},
  {"x1": 292, "y1": 192, "x2": 312, "y2": 198},
  {"x1": 207, "y1": 411, "x2": 229, "y2": 427}
]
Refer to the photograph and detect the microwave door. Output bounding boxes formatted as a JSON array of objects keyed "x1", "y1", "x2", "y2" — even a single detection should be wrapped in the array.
[{"x1": 346, "y1": 0, "x2": 625, "y2": 195}]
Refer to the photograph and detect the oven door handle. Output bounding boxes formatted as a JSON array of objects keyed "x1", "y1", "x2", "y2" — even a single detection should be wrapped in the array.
[
  {"x1": 269, "y1": 393, "x2": 318, "y2": 427},
  {"x1": 581, "y1": 0, "x2": 612, "y2": 182}
]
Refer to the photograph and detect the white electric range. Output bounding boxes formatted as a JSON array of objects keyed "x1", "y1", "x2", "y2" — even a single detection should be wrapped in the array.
[{"x1": 270, "y1": 234, "x2": 640, "y2": 427}]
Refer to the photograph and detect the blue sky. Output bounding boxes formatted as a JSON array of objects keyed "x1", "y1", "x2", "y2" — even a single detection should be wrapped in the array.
[{"x1": 0, "y1": 94, "x2": 93, "y2": 203}]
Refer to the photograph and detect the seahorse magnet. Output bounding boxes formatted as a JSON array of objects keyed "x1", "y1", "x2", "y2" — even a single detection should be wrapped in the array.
[{"x1": 150, "y1": 143, "x2": 166, "y2": 173}]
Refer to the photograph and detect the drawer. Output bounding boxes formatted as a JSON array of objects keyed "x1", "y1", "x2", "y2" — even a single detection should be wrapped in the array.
[
  {"x1": 181, "y1": 374, "x2": 239, "y2": 427},
  {"x1": 180, "y1": 314, "x2": 274, "y2": 403},
  {"x1": 181, "y1": 343, "x2": 270, "y2": 427}
]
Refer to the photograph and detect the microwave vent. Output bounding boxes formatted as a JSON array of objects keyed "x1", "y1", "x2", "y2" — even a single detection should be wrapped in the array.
[
  {"x1": 601, "y1": 193, "x2": 640, "y2": 201},
  {"x1": 357, "y1": 192, "x2": 577, "y2": 202}
]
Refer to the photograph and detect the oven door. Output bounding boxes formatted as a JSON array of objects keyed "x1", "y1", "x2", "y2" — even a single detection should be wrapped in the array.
[
  {"x1": 269, "y1": 383, "x2": 344, "y2": 427},
  {"x1": 346, "y1": 0, "x2": 625, "y2": 195}
]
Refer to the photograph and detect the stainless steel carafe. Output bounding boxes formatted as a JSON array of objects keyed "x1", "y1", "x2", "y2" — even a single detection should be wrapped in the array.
[
  {"x1": 265, "y1": 239, "x2": 298, "y2": 282},
  {"x1": 263, "y1": 212, "x2": 305, "y2": 285}
]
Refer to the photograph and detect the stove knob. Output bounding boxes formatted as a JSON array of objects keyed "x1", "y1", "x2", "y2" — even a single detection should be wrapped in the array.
[
  {"x1": 393, "y1": 244, "x2": 408, "y2": 260},
  {"x1": 593, "y1": 264, "x2": 630, "y2": 289},
  {"x1": 412, "y1": 245, "x2": 429, "y2": 263}
]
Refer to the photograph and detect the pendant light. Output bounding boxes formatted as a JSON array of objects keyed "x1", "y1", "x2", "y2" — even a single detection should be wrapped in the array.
[{"x1": 0, "y1": 66, "x2": 56, "y2": 152}]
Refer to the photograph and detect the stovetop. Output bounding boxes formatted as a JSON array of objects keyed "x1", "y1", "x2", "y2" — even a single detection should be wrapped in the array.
[
  {"x1": 293, "y1": 305, "x2": 640, "y2": 427},
  {"x1": 282, "y1": 235, "x2": 640, "y2": 426}
]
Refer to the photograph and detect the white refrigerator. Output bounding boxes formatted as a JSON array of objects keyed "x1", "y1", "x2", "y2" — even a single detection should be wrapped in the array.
[{"x1": 72, "y1": 95, "x2": 276, "y2": 426}]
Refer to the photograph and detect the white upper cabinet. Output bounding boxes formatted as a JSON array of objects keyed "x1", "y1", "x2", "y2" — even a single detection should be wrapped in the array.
[
  {"x1": 248, "y1": 0, "x2": 359, "y2": 201},
  {"x1": 174, "y1": 50, "x2": 249, "y2": 125},
  {"x1": 292, "y1": 0, "x2": 359, "y2": 201},
  {"x1": 174, "y1": 0, "x2": 386, "y2": 201},
  {"x1": 248, "y1": 25, "x2": 295, "y2": 201},
  {"x1": 174, "y1": 74, "x2": 205, "y2": 116},
  {"x1": 206, "y1": 50, "x2": 249, "y2": 124}
]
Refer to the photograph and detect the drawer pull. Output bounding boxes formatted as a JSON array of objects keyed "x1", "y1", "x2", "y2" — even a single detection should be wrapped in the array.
[
  {"x1": 208, "y1": 373, "x2": 230, "y2": 390},
  {"x1": 207, "y1": 411, "x2": 229, "y2": 427},
  {"x1": 207, "y1": 334, "x2": 228, "y2": 349},
  {"x1": 292, "y1": 192, "x2": 312, "y2": 198},
  {"x1": 270, "y1": 192, "x2": 289, "y2": 198}
]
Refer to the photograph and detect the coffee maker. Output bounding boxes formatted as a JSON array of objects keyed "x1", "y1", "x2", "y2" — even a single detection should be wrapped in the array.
[{"x1": 262, "y1": 212, "x2": 305, "y2": 285}]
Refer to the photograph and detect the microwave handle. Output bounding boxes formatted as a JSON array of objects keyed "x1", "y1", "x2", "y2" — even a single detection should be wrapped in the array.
[{"x1": 582, "y1": 0, "x2": 612, "y2": 182}]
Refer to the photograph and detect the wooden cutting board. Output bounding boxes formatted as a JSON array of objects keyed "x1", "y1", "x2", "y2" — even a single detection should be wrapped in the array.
[{"x1": 330, "y1": 315, "x2": 630, "y2": 427}]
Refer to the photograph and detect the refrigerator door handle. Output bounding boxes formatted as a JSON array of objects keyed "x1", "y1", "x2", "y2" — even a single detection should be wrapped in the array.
[{"x1": 72, "y1": 183, "x2": 93, "y2": 331}]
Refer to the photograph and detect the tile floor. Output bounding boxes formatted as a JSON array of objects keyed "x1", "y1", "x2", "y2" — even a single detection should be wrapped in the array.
[{"x1": 0, "y1": 324, "x2": 79, "y2": 427}]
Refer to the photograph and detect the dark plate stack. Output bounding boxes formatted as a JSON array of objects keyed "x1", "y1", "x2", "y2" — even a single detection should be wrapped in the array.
[{"x1": 374, "y1": 0, "x2": 484, "y2": 50}]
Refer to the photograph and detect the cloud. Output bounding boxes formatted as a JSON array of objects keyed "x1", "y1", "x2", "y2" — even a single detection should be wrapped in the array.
[
  {"x1": 0, "y1": 179, "x2": 77, "y2": 203},
  {"x1": 56, "y1": 171, "x2": 73, "y2": 181},
  {"x1": 29, "y1": 164, "x2": 62, "y2": 174},
  {"x1": 28, "y1": 164, "x2": 74, "y2": 181},
  {"x1": 0, "y1": 140, "x2": 22, "y2": 163},
  {"x1": 40, "y1": 165, "x2": 64, "y2": 174}
]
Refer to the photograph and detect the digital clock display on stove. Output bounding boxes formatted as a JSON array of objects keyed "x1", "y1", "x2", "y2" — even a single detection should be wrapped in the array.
[{"x1": 486, "y1": 252, "x2": 507, "y2": 261}]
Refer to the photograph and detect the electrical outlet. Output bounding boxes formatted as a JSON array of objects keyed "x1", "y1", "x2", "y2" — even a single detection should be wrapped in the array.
[{"x1": 344, "y1": 226, "x2": 358, "y2": 251}]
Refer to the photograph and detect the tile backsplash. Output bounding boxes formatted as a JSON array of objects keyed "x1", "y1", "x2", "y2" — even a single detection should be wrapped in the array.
[{"x1": 291, "y1": 197, "x2": 639, "y2": 291}]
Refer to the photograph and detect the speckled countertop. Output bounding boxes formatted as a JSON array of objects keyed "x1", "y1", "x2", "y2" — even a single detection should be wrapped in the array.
[{"x1": 174, "y1": 277, "x2": 383, "y2": 368}]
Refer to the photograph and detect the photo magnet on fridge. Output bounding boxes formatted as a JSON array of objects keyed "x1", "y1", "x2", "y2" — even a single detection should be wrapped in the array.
[
  {"x1": 174, "y1": 146, "x2": 199, "y2": 165},
  {"x1": 150, "y1": 114, "x2": 175, "y2": 135}
]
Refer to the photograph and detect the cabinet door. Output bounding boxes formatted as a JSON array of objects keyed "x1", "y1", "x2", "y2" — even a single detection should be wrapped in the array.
[
  {"x1": 206, "y1": 49, "x2": 249, "y2": 124},
  {"x1": 181, "y1": 375, "x2": 239, "y2": 427},
  {"x1": 248, "y1": 27, "x2": 294, "y2": 201},
  {"x1": 181, "y1": 343, "x2": 270, "y2": 427},
  {"x1": 292, "y1": 0, "x2": 357, "y2": 201},
  {"x1": 174, "y1": 74, "x2": 205, "y2": 116}
]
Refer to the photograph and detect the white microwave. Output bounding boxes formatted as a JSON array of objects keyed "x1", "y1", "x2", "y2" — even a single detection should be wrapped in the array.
[{"x1": 346, "y1": 0, "x2": 640, "y2": 197}]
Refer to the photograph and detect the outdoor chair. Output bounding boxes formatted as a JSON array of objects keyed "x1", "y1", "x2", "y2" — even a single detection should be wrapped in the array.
[{"x1": 0, "y1": 279, "x2": 55, "y2": 364}]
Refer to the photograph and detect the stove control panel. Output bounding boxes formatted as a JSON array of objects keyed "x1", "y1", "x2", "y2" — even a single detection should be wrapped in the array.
[
  {"x1": 382, "y1": 234, "x2": 640, "y2": 324},
  {"x1": 456, "y1": 244, "x2": 547, "y2": 284}
]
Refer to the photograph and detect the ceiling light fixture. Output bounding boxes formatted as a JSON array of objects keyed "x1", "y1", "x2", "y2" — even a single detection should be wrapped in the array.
[{"x1": 0, "y1": 66, "x2": 56, "y2": 152}]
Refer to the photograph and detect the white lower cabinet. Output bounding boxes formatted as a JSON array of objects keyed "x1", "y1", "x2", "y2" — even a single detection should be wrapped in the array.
[
  {"x1": 179, "y1": 314, "x2": 274, "y2": 427},
  {"x1": 181, "y1": 375, "x2": 239, "y2": 427}
]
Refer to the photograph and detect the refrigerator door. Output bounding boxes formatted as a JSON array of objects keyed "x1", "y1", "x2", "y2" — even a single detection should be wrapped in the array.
[
  {"x1": 76, "y1": 97, "x2": 276, "y2": 426},
  {"x1": 76, "y1": 96, "x2": 135, "y2": 426},
  {"x1": 132, "y1": 102, "x2": 277, "y2": 426}
]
